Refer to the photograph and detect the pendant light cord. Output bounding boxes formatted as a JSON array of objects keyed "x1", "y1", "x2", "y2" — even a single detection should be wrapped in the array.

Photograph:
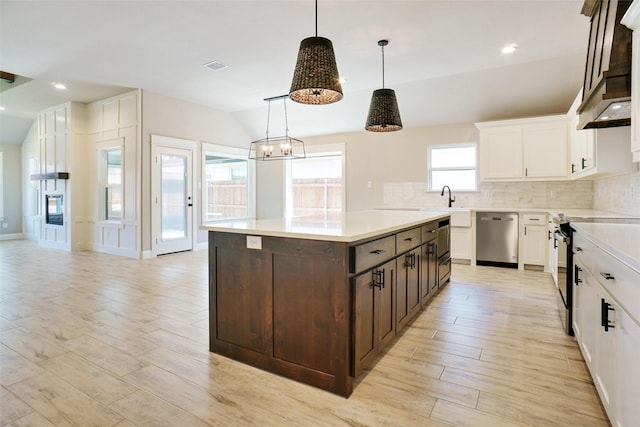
[
  {"x1": 265, "y1": 99, "x2": 271, "y2": 140},
  {"x1": 381, "y1": 44, "x2": 386, "y2": 89}
]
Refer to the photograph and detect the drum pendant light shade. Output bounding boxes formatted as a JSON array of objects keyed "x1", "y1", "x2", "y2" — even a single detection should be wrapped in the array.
[
  {"x1": 366, "y1": 88, "x2": 403, "y2": 132},
  {"x1": 365, "y1": 39, "x2": 403, "y2": 132},
  {"x1": 289, "y1": 1, "x2": 343, "y2": 105}
]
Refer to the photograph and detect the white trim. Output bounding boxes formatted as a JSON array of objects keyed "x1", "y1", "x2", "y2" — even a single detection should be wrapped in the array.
[{"x1": 0, "y1": 233, "x2": 24, "y2": 241}]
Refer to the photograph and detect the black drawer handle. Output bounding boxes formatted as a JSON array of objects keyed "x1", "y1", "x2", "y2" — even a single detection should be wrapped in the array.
[
  {"x1": 601, "y1": 298, "x2": 615, "y2": 332},
  {"x1": 372, "y1": 269, "x2": 385, "y2": 290},
  {"x1": 404, "y1": 237, "x2": 416, "y2": 242},
  {"x1": 600, "y1": 272, "x2": 615, "y2": 281},
  {"x1": 574, "y1": 265, "x2": 582, "y2": 286},
  {"x1": 575, "y1": 247, "x2": 583, "y2": 252},
  {"x1": 370, "y1": 249, "x2": 386, "y2": 255}
]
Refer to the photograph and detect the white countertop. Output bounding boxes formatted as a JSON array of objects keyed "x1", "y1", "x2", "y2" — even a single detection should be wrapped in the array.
[
  {"x1": 201, "y1": 210, "x2": 449, "y2": 243},
  {"x1": 571, "y1": 222, "x2": 640, "y2": 274}
]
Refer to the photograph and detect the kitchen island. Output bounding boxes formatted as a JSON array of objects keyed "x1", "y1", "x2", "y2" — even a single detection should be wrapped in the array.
[{"x1": 202, "y1": 210, "x2": 451, "y2": 397}]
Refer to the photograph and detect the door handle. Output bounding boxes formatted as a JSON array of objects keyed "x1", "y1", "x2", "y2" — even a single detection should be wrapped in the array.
[{"x1": 187, "y1": 196, "x2": 193, "y2": 207}]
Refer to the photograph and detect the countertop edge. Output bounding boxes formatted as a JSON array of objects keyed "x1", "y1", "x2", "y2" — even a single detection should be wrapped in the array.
[{"x1": 571, "y1": 222, "x2": 640, "y2": 275}]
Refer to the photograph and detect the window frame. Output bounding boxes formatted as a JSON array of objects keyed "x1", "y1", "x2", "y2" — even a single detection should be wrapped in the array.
[
  {"x1": 427, "y1": 142, "x2": 478, "y2": 192},
  {"x1": 96, "y1": 137, "x2": 125, "y2": 224},
  {"x1": 201, "y1": 143, "x2": 255, "y2": 223},
  {"x1": 284, "y1": 143, "x2": 346, "y2": 218}
]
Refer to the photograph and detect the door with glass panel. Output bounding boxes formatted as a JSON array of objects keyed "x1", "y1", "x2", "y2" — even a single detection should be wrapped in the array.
[{"x1": 152, "y1": 145, "x2": 193, "y2": 255}]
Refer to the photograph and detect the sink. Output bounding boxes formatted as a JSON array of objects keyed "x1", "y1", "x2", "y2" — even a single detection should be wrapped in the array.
[{"x1": 420, "y1": 207, "x2": 472, "y2": 227}]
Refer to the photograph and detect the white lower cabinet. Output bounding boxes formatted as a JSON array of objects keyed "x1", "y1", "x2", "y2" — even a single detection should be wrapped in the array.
[
  {"x1": 520, "y1": 213, "x2": 546, "y2": 267},
  {"x1": 573, "y1": 228, "x2": 640, "y2": 427},
  {"x1": 450, "y1": 226, "x2": 472, "y2": 261}
]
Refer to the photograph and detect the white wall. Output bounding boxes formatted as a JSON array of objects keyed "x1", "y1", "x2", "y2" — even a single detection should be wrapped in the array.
[
  {"x1": 257, "y1": 122, "x2": 479, "y2": 217},
  {"x1": 593, "y1": 170, "x2": 640, "y2": 216},
  {"x1": 141, "y1": 90, "x2": 254, "y2": 252}
]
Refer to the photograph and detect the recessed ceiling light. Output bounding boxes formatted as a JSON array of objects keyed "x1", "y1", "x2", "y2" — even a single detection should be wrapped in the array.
[
  {"x1": 53, "y1": 82, "x2": 67, "y2": 90},
  {"x1": 501, "y1": 43, "x2": 518, "y2": 54}
]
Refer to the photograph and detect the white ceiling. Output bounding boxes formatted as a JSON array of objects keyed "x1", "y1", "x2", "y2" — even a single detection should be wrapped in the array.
[{"x1": 0, "y1": 0, "x2": 590, "y2": 145}]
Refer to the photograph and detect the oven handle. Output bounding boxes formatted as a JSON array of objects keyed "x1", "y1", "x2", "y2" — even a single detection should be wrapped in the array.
[{"x1": 553, "y1": 230, "x2": 568, "y2": 244}]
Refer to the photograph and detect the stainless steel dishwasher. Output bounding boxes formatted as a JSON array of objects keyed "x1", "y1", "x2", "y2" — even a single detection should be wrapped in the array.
[{"x1": 476, "y1": 212, "x2": 518, "y2": 268}]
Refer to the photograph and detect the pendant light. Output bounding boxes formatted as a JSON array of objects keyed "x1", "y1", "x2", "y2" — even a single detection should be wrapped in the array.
[
  {"x1": 365, "y1": 39, "x2": 403, "y2": 132},
  {"x1": 249, "y1": 95, "x2": 306, "y2": 161},
  {"x1": 289, "y1": 0, "x2": 343, "y2": 105}
]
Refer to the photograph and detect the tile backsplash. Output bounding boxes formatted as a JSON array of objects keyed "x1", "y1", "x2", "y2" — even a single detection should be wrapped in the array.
[
  {"x1": 593, "y1": 170, "x2": 640, "y2": 216},
  {"x1": 383, "y1": 181, "x2": 594, "y2": 210}
]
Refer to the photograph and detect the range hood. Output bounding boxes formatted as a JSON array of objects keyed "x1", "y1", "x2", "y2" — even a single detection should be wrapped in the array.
[{"x1": 577, "y1": 0, "x2": 633, "y2": 129}]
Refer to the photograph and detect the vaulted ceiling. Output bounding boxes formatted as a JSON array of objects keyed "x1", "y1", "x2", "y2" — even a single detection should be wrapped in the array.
[{"x1": 0, "y1": 0, "x2": 590, "y2": 145}]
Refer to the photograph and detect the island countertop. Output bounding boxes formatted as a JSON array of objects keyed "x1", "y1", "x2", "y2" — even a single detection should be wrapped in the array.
[{"x1": 201, "y1": 209, "x2": 450, "y2": 243}]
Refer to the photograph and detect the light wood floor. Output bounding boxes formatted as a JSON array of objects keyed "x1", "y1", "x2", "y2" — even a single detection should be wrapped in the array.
[{"x1": 0, "y1": 240, "x2": 608, "y2": 426}]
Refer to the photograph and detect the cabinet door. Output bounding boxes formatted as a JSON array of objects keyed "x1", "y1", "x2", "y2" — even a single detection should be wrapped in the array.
[
  {"x1": 377, "y1": 259, "x2": 396, "y2": 352},
  {"x1": 617, "y1": 307, "x2": 640, "y2": 427},
  {"x1": 396, "y1": 253, "x2": 410, "y2": 329},
  {"x1": 421, "y1": 242, "x2": 437, "y2": 305},
  {"x1": 576, "y1": 264, "x2": 598, "y2": 369},
  {"x1": 523, "y1": 123, "x2": 568, "y2": 178},
  {"x1": 595, "y1": 287, "x2": 617, "y2": 419},
  {"x1": 521, "y1": 225, "x2": 546, "y2": 266},
  {"x1": 407, "y1": 250, "x2": 421, "y2": 320},
  {"x1": 353, "y1": 270, "x2": 376, "y2": 375},
  {"x1": 450, "y1": 227, "x2": 472, "y2": 260},
  {"x1": 481, "y1": 126, "x2": 523, "y2": 179}
]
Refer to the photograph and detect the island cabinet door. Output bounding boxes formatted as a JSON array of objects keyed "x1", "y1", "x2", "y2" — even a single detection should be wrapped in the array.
[
  {"x1": 210, "y1": 233, "x2": 272, "y2": 357},
  {"x1": 353, "y1": 259, "x2": 396, "y2": 376},
  {"x1": 421, "y1": 241, "x2": 437, "y2": 305},
  {"x1": 397, "y1": 249, "x2": 420, "y2": 330}
]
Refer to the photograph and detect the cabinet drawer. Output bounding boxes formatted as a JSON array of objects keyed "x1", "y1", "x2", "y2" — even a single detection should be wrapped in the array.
[
  {"x1": 421, "y1": 222, "x2": 438, "y2": 242},
  {"x1": 396, "y1": 227, "x2": 421, "y2": 253},
  {"x1": 438, "y1": 257, "x2": 451, "y2": 284},
  {"x1": 522, "y1": 213, "x2": 546, "y2": 225},
  {"x1": 591, "y1": 248, "x2": 640, "y2": 324},
  {"x1": 351, "y1": 235, "x2": 396, "y2": 274}
]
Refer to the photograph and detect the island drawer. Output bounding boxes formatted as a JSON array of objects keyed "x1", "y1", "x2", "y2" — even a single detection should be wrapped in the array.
[
  {"x1": 396, "y1": 227, "x2": 422, "y2": 253},
  {"x1": 421, "y1": 221, "x2": 438, "y2": 242},
  {"x1": 351, "y1": 235, "x2": 396, "y2": 274}
]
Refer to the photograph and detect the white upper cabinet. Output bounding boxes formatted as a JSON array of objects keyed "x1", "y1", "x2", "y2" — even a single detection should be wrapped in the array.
[
  {"x1": 568, "y1": 90, "x2": 637, "y2": 179},
  {"x1": 622, "y1": 1, "x2": 640, "y2": 162},
  {"x1": 477, "y1": 115, "x2": 569, "y2": 181}
]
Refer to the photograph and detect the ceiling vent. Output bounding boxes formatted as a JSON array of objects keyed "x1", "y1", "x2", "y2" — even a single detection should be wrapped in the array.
[
  {"x1": 203, "y1": 60, "x2": 228, "y2": 71},
  {"x1": 577, "y1": 0, "x2": 633, "y2": 129}
]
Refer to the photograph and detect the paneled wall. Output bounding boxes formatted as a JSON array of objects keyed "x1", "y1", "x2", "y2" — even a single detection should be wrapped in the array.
[
  {"x1": 35, "y1": 102, "x2": 86, "y2": 250},
  {"x1": 86, "y1": 90, "x2": 141, "y2": 258}
]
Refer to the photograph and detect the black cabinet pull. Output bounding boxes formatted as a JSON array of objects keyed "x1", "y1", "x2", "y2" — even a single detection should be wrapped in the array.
[
  {"x1": 553, "y1": 239, "x2": 558, "y2": 249},
  {"x1": 601, "y1": 298, "x2": 615, "y2": 331},
  {"x1": 571, "y1": 163, "x2": 576, "y2": 174},
  {"x1": 372, "y1": 269, "x2": 385, "y2": 290},
  {"x1": 574, "y1": 265, "x2": 582, "y2": 286},
  {"x1": 575, "y1": 247, "x2": 583, "y2": 252},
  {"x1": 404, "y1": 237, "x2": 416, "y2": 242},
  {"x1": 548, "y1": 230, "x2": 551, "y2": 240},
  {"x1": 405, "y1": 252, "x2": 417, "y2": 269},
  {"x1": 581, "y1": 157, "x2": 587, "y2": 170},
  {"x1": 600, "y1": 272, "x2": 615, "y2": 281},
  {"x1": 370, "y1": 249, "x2": 385, "y2": 255}
]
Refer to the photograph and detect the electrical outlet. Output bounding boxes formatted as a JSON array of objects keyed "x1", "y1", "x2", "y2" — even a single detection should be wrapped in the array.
[{"x1": 246, "y1": 235, "x2": 262, "y2": 250}]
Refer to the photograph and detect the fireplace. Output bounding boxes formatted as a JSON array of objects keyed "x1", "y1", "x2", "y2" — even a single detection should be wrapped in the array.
[{"x1": 45, "y1": 194, "x2": 63, "y2": 226}]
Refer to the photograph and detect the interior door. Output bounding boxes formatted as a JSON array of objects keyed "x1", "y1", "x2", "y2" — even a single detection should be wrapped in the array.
[{"x1": 152, "y1": 144, "x2": 194, "y2": 255}]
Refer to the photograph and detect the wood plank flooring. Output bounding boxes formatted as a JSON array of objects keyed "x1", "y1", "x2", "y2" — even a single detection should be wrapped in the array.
[{"x1": 0, "y1": 240, "x2": 608, "y2": 426}]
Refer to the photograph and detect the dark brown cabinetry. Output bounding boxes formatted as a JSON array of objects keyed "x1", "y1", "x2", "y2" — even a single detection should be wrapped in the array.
[
  {"x1": 208, "y1": 215, "x2": 450, "y2": 397},
  {"x1": 353, "y1": 259, "x2": 395, "y2": 376},
  {"x1": 421, "y1": 224, "x2": 438, "y2": 304}
]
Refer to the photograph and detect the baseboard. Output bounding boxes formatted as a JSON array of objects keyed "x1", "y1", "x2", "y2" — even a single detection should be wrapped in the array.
[
  {"x1": 141, "y1": 250, "x2": 153, "y2": 259},
  {"x1": 0, "y1": 233, "x2": 24, "y2": 241}
]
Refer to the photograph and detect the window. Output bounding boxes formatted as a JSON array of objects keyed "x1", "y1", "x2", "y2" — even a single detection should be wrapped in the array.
[
  {"x1": 97, "y1": 137, "x2": 124, "y2": 222},
  {"x1": 103, "y1": 148, "x2": 122, "y2": 220},
  {"x1": 428, "y1": 143, "x2": 477, "y2": 191},
  {"x1": 0, "y1": 152, "x2": 3, "y2": 220},
  {"x1": 285, "y1": 144, "x2": 345, "y2": 218},
  {"x1": 202, "y1": 144, "x2": 255, "y2": 221}
]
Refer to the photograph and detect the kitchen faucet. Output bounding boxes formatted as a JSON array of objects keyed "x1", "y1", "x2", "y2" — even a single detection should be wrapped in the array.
[{"x1": 440, "y1": 185, "x2": 455, "y2": 208}]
